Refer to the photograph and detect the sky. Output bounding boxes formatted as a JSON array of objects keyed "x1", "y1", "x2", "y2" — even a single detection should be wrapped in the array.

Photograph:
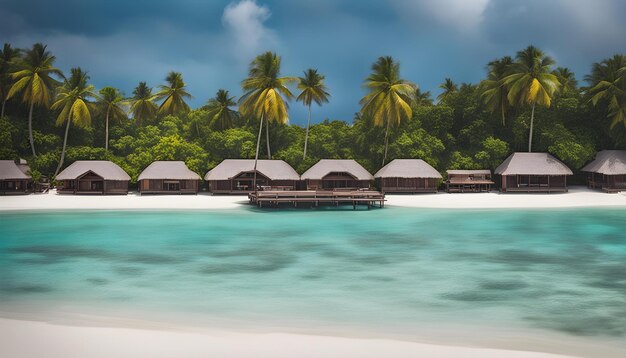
[{"x1": 2, "y1": 0, "x2": 626, "y2": 126}]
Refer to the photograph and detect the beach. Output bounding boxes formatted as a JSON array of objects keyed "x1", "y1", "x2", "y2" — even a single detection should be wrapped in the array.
[
  {"x1": 0, "y1": 186, "x2": 625, "y2": 211},
  {"x1": 2, "y1": 187, "x2": 626, "y2": 358}
]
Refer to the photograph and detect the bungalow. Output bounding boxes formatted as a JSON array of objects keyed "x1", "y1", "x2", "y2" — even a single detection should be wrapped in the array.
[
  {"x1": 56, "y1": 160, "x2": 130, "y2": 195},
  {"x1": 495, "y1": 152, "x2": 573, "y2": 193},
  {"x1": 374, "y1": 159, "x2": 441, "y2": 193},
  {"x1": 445, "y1": 170, "x2": 494, "y2": 193},
  {"x1": 581, "y1": 150, "x2": 626, "y2": 193},
  {"x1": 138, "y1": 161, "x2": 201, "y2": 194},
  {"x1": 301, "y1": 159, "x2": 373, "y2": 190},
  {"x1": 205, "y1": 159, "x2": 300, "y2": 194},
  {"x1": 0, "y1": 160, "x2": 32, "y2": 195}
]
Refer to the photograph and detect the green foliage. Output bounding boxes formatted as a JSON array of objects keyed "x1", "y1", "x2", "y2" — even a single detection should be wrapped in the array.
[{"x1": 1, "y1": 44, "x2": 625, "y2": 187}]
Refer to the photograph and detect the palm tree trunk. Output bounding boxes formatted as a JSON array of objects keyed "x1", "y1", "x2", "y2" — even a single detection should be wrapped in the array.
[
  {"x1": 253, "y1": 115, "x2": 264, "y2": 194},
  {"x1": 28, "y1": 100, "x2": 36, "y2": 157},
  {"x1": 382, "y1": 119, "x2": 391, "y2": 167},
  {"x1": 528, "y1": 102, "x2": 536, "y2": 152},
  {"x1": 303, "y1": 104, "x2": 311, "y2": 160},
  {"x1": 265, "y1": 119, "x2": 271, "y2": 159},
  {"x1": 1, "y1": 98, "x2": 6, "y2": 118},
  {"x1": 54, "y1": 115, "x2": 72, "y2": 178},
  {"x1": 501, "y1": 103, "x2": 506, "y2": 126},
  {"x1": 105, "y1": 107, "x2": 110, "y2": 151}
]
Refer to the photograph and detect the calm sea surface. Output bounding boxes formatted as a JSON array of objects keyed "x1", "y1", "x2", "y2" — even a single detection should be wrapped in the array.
[{"x1": 1, "y1": 207, "x2": 625, "y2": 342}]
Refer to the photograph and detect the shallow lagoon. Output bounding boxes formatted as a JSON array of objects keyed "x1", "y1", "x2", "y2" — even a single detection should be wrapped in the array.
[{"x1": 0, "y1": 207, "x2": 625, "y2": 342}]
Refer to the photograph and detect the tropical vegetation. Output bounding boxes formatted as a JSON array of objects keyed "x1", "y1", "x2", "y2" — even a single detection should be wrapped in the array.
[{"x1": 0, "y1": 41, "x2": 624, "y2": 188}]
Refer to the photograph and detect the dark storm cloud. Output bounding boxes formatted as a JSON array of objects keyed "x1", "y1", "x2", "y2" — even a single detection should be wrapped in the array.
[{"x1": 1, "y1": 0, "x2": 625, "y2": 125}]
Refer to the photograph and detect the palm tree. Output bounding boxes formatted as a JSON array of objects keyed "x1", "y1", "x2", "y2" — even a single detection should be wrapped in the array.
[
  {"x1": 206, "y1": 89, "x2": 239, "y2": 131},
  {"x1": 0, "y1": 43, "x2": 21, "y2": 118},
  {"x1": 96, "y1": 87, "x2": 127, "y2": 150},
  {"x1": 129, "y1": 82, "x2": 157, "y2": 126},
  {"x1": 155, "y1": 71, "x2": 191, "y2": 116},
  {"x1": 552, "y1": 67, "x2": 578, "y2": 94},
  {"x1": 52, "y1": 68, "x2": 96, "y2": 177},
  {"x1": 239, "y1": 51, "x2": 296, "y2": 190},
  {"x1": 504, "y1": 46, "x2": 561, "y2": 152},
  {"x1": 7, "y1": 43, "x2": 63, "y2": 157},
  {"x1": 360, "y1": 56, "x2": 416, "y2": 166},
  {"x1": 413, "y1": 88, "x2": 433, "y2": 106},
  {"x1": 480, "y1": 56, "x2": 513, "y2": 125},
  {"x1": 296, "y1": 69, "x2": 330, "y2": 159},
  {"x1": 586, "y1": 55, "x2": 626, "y2": 129},
  {"x1": 437, "y1": 78, "x2": 457, "y2": 104}
]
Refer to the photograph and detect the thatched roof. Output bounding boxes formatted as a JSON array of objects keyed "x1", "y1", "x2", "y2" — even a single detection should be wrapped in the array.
[
  {"x1": 495, "y1": 153, "x2": 573, "y2": 176},
  {"x1": 56, "y1": 161, "x2": 131, "y2": 181},
  {"x1": 581, "y1": 150, "x2": 626, "y2": 175},
  {"x1": 138, "y1": 161, "x2": 201, "y2": 181},
  {"x1": 204, "y1": 159, "x2": 300, "y2": 181},
  {"x1": 375, "y1": 159, "x2": 442, "y2": 179},
  {"x1": 447, "y1": 169, "x2": 491, "y2": 175},
  {"x1": 0, "y1": 160, "x2": 31, "y2": 180},
  {"x1": 301, "y1": 159, "x2": 374, "y2": 180}
]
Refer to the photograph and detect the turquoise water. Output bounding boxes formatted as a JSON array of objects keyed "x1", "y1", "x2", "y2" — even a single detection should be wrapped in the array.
[{"x1": 1, "y1": 207, "x2": 625, "y2": 341}]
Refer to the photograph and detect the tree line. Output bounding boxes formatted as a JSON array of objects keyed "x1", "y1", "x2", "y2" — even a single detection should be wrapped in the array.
[{"x1": 0, "y1": 42, "x2": 625, "y2": 185}]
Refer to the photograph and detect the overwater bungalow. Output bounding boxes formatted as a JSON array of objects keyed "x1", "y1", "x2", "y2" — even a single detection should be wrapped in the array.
[
  {"x1": 0, "y1": 160, "x2": 32, "y2": 195},
  {"x1": 445, "y1": 170, "x2": 494, "y2": 193},
  {"x1": 374, "y1": 159, "x2": 441, "y2": 193},
  {"x1": 581, "y1": 150, "x2": 626, "y2": 192},
  {"x1": 205, "y1": 159, "x2": 300, "y2": 194},
  {"x1": 56, "y1": 160, "x2": 130, "y2": 195},
  {"x1": 301, "y1": 159, "x2": 373, "y2": 190},
  {"x1": 138, "y1": 161, "x2": 201, "y2": 194},
  {"x1": 495, "y1": 152, "x2": 573, "y2": 193}
]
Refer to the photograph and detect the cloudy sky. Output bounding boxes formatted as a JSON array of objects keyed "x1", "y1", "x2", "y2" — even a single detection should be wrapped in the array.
[{"x1": 2, "y1": 0, "x2": 625, "y2": 125}]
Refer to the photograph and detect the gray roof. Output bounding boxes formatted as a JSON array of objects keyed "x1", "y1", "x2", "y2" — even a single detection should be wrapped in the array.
[
  {"x1": 56, "y1": 161, "x2": 131, "y2": 181},
  {"x1": 138, "y1": 161, "x2": 201, "y2": 181},
  {"x1": 204, "y1": 159, "x2": 300, "y2": 181},
  {"x1": 301, "y1": 159, "x2": 374, "y2": 180},
  {"x1": 580, "y1": 150, "x2": 626, "y2": 175},
  {"x1": 0, "y1": 160, "x2": 31, "y2": 180},
  {"x1": 375, "y1": 159, "x2": 442, "y2": 179},
  {"x1": 446, "y1": 169, "x2": 492, "y2": 175},
  {"x1": 495, "y1": 152, "x2": 573, "y2": 176}
]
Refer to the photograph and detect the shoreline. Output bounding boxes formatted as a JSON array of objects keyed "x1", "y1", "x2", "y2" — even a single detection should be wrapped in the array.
[
  {"x1": 0, "y1": 316, "x2": 583, "y2": 358},
  {"x1": 1, "y1": 186, "x2": 625, "y2": 211}
]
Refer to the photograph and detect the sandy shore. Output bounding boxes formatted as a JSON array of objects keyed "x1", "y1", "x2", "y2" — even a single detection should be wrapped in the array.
[
  {"x1": 0, "y1": 186, "x2": 625, "y2": 211},
  {"x1": 0, "y1": 317, "x2": 577, "y2": 358}
]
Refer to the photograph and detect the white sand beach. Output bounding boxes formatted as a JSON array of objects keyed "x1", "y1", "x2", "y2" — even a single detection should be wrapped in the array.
[
  {"x1": 1, "y1": 186, "x2": 625, "y2": 211},
  {"x1": 0, "y1": 317, "x2": 580, "y2": 358}
]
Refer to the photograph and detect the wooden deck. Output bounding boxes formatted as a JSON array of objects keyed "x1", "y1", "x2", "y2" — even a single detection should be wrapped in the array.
[
  {"x1": 248, "y1": 190, "x2": 386, "y2": 209},
  {"x1": 501, "y1": 186, "x2": 568, "y2": 193}
]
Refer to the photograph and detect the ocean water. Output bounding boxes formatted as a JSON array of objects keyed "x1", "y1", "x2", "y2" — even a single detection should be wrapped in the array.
[{"x1": 0, "y1": 207, "x2": 625, "y2": 343}]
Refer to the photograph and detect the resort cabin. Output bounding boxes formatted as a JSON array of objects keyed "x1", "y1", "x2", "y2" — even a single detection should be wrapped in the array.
[
  {"x1": 56, "y1": 160, "x2": 130, "y2": 195},
  {"x1": 0, "y1": 159, "x2": 32, "y2": 195},
  {"x1": 581, "y1": 150, "x2": 626, "y2": 193},
  {"x1": 495, "y1": 152, "x2": 573, "y2": 193},
  {"x1": 445, "y1": 170, "x2": 494, "y2": 193},
  {"x1": 301, "y1": 159, "x2": 373, "y2": 190},
  {"x1": 138, "y1": 161, "x2": 201, "y2": 194},
  {"x1": 205, "y1": 159, "x2": 300, "y2": 194},
  {"x1": 374, "y1": 159, "x2": 441, "y2": 193}
]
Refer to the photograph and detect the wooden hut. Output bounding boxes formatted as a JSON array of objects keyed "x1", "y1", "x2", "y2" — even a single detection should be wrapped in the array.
[
  {"x1": 138, "y1": 161, "x2": 201, "y2": 194},
  {"x1": 56, "y1": 160, "x2": 130, "y2": 195},
  {"x1": 301, "y1": 159, "x2": 373, "y2": 190},
  {"x1": 205, "y1": 159, "x2": 300, "y2": 194},
  {"x1": 0, "y1": 160, "x2": 32, "y2": 195},
  {"x1": 495, "y1": 152, "x2": 573, "y2": 193},
  {"x1": 581, "y1": 150, "x2": 626, "y2": 192},
  {"x1": 374, "y1": 159, "x2": 441, "y2": 193},
  {"x1": 445, "y1": 170, "x2": 494, "y2": 193}
]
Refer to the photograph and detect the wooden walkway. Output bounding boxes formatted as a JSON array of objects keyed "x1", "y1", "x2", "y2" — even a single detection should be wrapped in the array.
[{"x1": 248, "y1": 190, "x2": 386, "y2": 209}]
